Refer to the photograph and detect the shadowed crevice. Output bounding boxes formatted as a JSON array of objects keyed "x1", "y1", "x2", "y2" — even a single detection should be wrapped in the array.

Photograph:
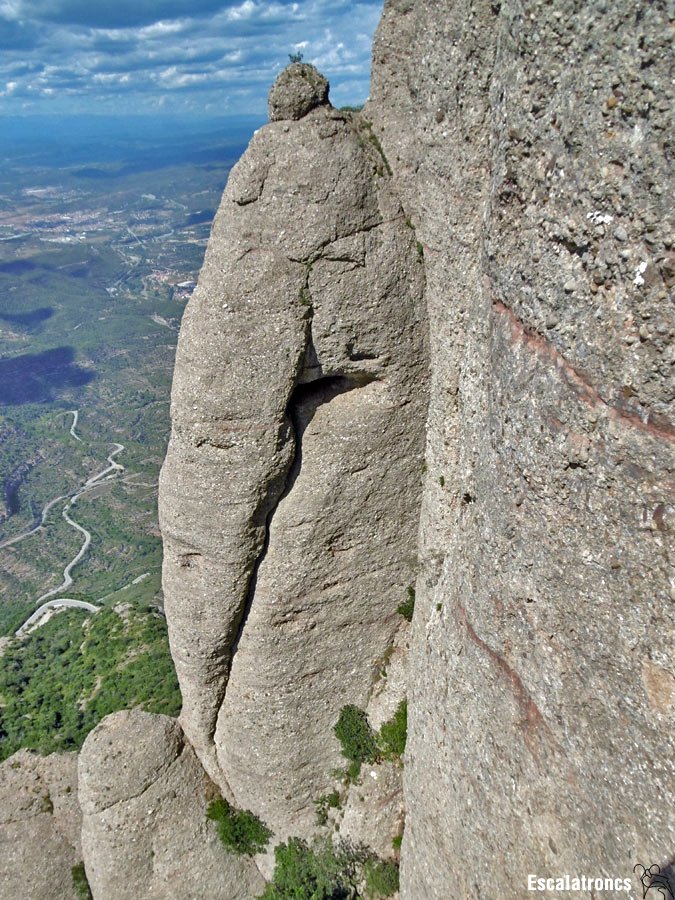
[{"x1": 222, "y1": 369, "x2": 376, "y2": 700}]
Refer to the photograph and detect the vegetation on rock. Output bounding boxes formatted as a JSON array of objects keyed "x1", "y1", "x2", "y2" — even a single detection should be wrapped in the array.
[
  {"x1": 363, "y1": 857, "x2": 400, "y2": 898},
  {"x1": 260, "y1": 837, "x2": 399, "y2": 899},
  {"x1": 378, "y1": 700, "x2": 407, "y2": 759},
  {"x1": 207, "y1": 795, "x2": 272, "y2": 856},
  {"x1": 334, "y1": 700, "x2": 407, "y2": 778},
  {"x1": 315, "y1": 789, "x2": 342, "y2": 825},
  {"x1": 334, "y1": 705, "x2": 379, "y2": 776},
  {"x1": 396, "y1": 585, "x2": 415, "y2": 622},
  {"x1": 71, "y1": 863, "x2": 93, "y2": 900}
]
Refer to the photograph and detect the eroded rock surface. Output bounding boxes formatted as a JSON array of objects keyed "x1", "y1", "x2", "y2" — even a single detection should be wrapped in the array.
[
  {"x1": 268, "y1": 62, "x2": 329, "y2": 121},
  {"x1": 368, "y1": 0, "x2": 674, "y2": 896},
  {"x1": 159, "y1": 62, "x2": 428, "y2": 846},
  {"x1": 78, "y1": 710, "x2": 264, "y2": 899},
  {"x1": 0, "y1": 751, "x2": 81, "y2": 900}
]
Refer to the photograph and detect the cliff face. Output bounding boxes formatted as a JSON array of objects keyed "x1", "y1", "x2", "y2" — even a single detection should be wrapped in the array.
[
  {"x1": 368, "y1": 0, "x2": 674, "y2": 895},
  {"x1": 1, "y1": 4, "x2": 673, "y2": 899},
  {"x1": 78, "y1": 711, "x2": 265, "y2": 899},
  {"x1": 0, "y1": 751, "x2": 81, "y2": 899}
]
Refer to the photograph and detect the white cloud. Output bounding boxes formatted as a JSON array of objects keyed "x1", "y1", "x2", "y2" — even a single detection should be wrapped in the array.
[
  {"x1": 138, "y1": 19, "x2": 187, "y2": 39},
  {"x1": 0, "y1": 0, "x2": 384, "y2": 115},
  {"x1": 92, "y1": 71, "x2": 130, "y2": 84},
  {"x1": 226, "y1": 0, "x2": 256, "y2": 22},
  {"x1": 158, "y1": 67, "x2": 211, "y2": 88},
  {"x1": 0, "y1": 1, "x2": 22, "y2": 21}
]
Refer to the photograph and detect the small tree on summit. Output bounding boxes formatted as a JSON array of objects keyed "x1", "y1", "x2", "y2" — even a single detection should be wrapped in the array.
[{"x1": 288, "y1": 51, "x2": 304, "y2": 63}]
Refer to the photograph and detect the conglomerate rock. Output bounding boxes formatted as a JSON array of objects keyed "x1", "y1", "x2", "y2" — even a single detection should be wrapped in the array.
[
  {"x1": 0, "y1": 750, "x2": 81, "y2": 900},
  {"x1": 367, "y1": 0, "x2": 674, "y2": 896},
  {"x1": 268, "y1": 62, "x2": 329, "y2": 121},
  {"x1": 49, "y1": 3, "x2": 671, "y2": 897},
  {"x1": 159, "y1": 62, "x2": 428, "y2": 848},
  {"x1": 77, "y1": 710, "x2": 264, "y2": 899}
]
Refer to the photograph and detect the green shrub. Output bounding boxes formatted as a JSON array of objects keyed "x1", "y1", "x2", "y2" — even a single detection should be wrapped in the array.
[
  {"x1": 0, "y1": 606, "x2": 181, "y2": 762},
  {"x1": 364, "y1": 858, "x2": 400, "y2": 898},
  {"x1": 0, "y1": 598, "x2": 34, "y2": 637},
  {"x1": 391, "y1": 833, "x2": 403, "y2": 852},
  {"x1": 259, "y1": 837, "x2": 345, "y2": 899},
  {"x1": 334, "y1": 705, "x2": 379, "y2": 775},
  {"x1": 315, "y1": 790, "x2": 341, "y2": 825},
  {"x1": 396, "y1": 586, "x2": 415, "y2": 622},
  {"x1": 207, "y1": 796, "x2": 272, "y2": 856},
  {"x1": 346, "y1": 759, "x2": 362, "y2": 781},
  {"x1": 378, "y1": 700, "x2": 407, "y2": 760},
  {"x1": 71, "y1": 863, "x2": 93, "y2": 899},
  {"x1": 260, "y1": 838, "x2": 399, "y2": 900}
]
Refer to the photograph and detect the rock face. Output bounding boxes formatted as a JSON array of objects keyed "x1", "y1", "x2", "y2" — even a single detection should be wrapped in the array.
[
  {"x1": 78, "y1": 710, "x2": 264, "y2": 899},
  {"x1": 5, "y1": 4, "x2": 671, "y2": 897},
  {"x1": 367, "y1": 0, "x2": 674, "y2": 896},
  {"x1": 159, "y1": 60, "x2": 428, "y2": 849},
  {"x1": 0, "y1": 751, "x2": 81, "y2": 900},
  {"x1": 268, "y1": 62, "x2": 329, "y2": 121}
]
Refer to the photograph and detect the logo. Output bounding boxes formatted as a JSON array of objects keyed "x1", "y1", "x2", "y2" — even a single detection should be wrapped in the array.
[{"x1": 634, "y1": 864, "x2": 675, "y2": 900}]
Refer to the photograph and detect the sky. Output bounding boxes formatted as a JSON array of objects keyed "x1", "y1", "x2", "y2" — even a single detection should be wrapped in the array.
[{"x1": 0, "y1": 0, "x2": 384, "y2": 117}]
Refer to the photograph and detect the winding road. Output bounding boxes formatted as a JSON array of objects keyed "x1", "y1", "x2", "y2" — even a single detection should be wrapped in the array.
[
  {"x1": 16, "y1": 598, "x2": 99, "y2": 636},
  {"x1": 31, "y1": 442, "x2": 125, "y2": 606},
  {"x1": 68, "y1": 409, "x2": 82, "y2": 442},
  {"x1": 0, "y1": 412, "x2": 126, "y2": 635},
  {"x1": 0, "y1": 493, "x2": 68, "y2": 551}
]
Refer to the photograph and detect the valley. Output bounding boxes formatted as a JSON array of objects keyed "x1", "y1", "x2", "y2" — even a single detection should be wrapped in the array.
[
  {"x1": 0, "y1": 115, "x2": 262, "y2": 759},
  {"x1": 0, "y1": 116, "x2": 262, "y2": 635}
]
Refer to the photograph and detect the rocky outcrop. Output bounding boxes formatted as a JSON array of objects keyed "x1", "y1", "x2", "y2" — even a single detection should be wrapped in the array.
[
  {"x1": 368, "y1": 0, "x2": 674, "y2": 896},
  {"x1": 78, "y1": 710, "x2": 264, "y2": 899},
  {"x1": 268, "y1": 62, "x2": 329, "y2": 121},
  {"x1": 3, "y1": 5, "x2": 672, "y2": 897},
  {"x1": 159, "y1": 62, "x2": 428, "y2": 850},
  {"x1": 0, "y1": 750, "x2": 81, "y2": 900}
]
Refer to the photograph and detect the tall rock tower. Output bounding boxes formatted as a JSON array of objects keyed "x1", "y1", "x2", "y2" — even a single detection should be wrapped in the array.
[{"x1": 159, "y1": 61, "x2": 429, "y2": 852}]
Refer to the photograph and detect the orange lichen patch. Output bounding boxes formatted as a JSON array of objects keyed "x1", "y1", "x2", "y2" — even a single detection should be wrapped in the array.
[
  {"x1": 641, "y1": 659, "x2": 675, "y2": 716},
  {"x1": 492, "y1": 299, "x2": 675, "y2": 445}
]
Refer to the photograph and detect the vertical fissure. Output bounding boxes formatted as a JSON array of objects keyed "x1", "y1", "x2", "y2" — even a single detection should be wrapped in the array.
[{"x1": 218, "y1": 311, "x2": 378, "y2": 718}]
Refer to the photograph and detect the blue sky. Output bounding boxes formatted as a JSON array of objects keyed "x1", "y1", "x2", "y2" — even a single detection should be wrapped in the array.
[{"x1": 0, "y1": 0, "x2": 383, "y2": 116}]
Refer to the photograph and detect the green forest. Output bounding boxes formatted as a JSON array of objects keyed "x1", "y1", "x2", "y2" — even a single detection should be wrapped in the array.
[{"x1": 0, "y1": 605, "x2": 181, "y2": 761}]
